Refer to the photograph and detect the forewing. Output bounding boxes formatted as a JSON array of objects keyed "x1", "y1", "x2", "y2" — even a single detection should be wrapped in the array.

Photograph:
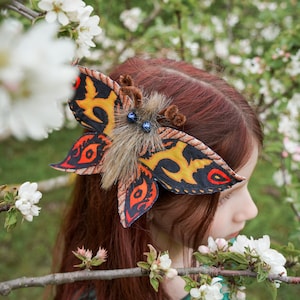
[{"x1": 70, "y1": 69, "x2": 124, "y2": 135}]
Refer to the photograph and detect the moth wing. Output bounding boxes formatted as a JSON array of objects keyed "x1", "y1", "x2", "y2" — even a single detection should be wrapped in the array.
[
  {"x1": 70, "y1": 66, "x2": 133, "y2": 135},
  {"x1": 139, "y1": 127, "x2": 245, "y2": 195},
  {"x1": 117, "y1": 164, "x2": 159, "y2": 227},
  {"x1": 51, "y1": 132, "x2": 112, "y2": 175}
]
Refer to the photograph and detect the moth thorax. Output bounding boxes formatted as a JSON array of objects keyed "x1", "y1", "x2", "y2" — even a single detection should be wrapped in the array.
[
  {"x1": 101, "y1": 124, "x2": 163, "y2": 189},
  {"x1": 101, "y1": 93, "x2": 168, "y2": 189}
]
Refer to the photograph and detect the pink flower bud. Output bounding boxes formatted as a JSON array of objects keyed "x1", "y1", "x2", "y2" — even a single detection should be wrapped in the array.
[
  {"x1": 95, "y1": 247, "x2": 108, "y2": 261},
  {"x1": 215, "y1": 238, "x2": 228, "y2": 251},
  {"x1": 198, "y1": 245, "x2": 210, "y2": 254}
]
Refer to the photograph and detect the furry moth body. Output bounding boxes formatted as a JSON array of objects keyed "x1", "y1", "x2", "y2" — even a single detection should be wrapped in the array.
[{"x1": 101, "y1": 92, "x2": 168, "y2": 189}]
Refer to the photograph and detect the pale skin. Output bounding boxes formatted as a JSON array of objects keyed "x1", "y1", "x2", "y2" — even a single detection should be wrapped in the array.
[{"x1": 150, "y1": 143, "x2": 259, "y2": 300}]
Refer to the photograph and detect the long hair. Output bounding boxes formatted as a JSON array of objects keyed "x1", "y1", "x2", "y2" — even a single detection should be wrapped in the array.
[{"x1": 53, "y1": 57, "x2": 263, "y2": 299}]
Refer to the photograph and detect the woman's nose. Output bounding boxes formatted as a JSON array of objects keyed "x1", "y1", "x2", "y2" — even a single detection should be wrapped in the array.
[{"x1": 233, "y1": 189, "x2": 258, "y2": 223}]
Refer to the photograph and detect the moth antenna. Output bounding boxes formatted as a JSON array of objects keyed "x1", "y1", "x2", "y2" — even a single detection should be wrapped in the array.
[
  {"x1": 160, "y1": 104, "x2": 186, "y2": 127},
  {"x1": 119, "y1": 74, "x2": 134, "y2": 86},
  {"x1": 119, "y1": 74, "x2": 143, "y2": 108}
]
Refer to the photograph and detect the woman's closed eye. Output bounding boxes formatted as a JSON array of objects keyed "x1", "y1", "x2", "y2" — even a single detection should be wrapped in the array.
[{"x1": 218, "y1": 192, "x2": 232, "y2": 206}]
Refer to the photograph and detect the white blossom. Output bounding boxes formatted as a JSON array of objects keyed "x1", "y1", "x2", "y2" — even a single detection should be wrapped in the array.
[
  {"x1": 120, "y1": 7, "x2": 143, "y2": 32},
  {"x1": 230, "y1": 235, "x2": 287, "y2": 277},
  {"x1": 119, "y1": 47, "x2": 135, "y2": 63},
  {"x1": 286, "y1": 49, "x2": 300, "y2": 76},
  {"x1": 232, "y1": 79, "x2": 246, "y2": 91},
  {"x1": 186, "y1": 41, "x2": 199, "y2": 57},
  {"x1": 15, "y1": 182, "x2": 42, "y2": 222},
  {"x1": 229, "y1": 55, "x2": 242, "y2": 65},
  {"x1": 159, "y1": 253, "x2": 172, "y2": 270},
  {"x1": 76, "y1": 10, "x2": 102, "y2": 58},
  {"x1": 244, "y1": 57, "x2": 263, "y2": 74},
  {"x1": 239, "y1": 39, "x2": 252, "y2": 55},
  {"x1": 0, "y1": 19, "x2": 77, "y2": 140},
  {"x1": 38, "y1": 0, "x2": 101, "y2": 59},
  {"x1": 253, "y1": 236, "x2": 287, "y2": 276},
  {"x1": 261, "y1": 25, "x2": 280, "y2": 41},
  {"x1": 38, "y1": 0, "x2": 85, "y2": 26},
  {"x1": 273, "y1": 169, "x2": 292, "y2": 187},
  {"x1": 227, "y1": 14, "x2": 239, "y2": 27},
  {"x1": 231, "y1": 287, "x2": 246, "y2": 300},
  {"x1": 190, "y1": 287, "x2": 201, "y2": 299},
  {"x1": 270, "y1": 78, "x2": 285, "y2": 94},
  {"x1": 254, "y1": 1, "x2": 278, "y2": 11},
  {"x1": 278, "y1": 115, "x2": 299, "y2": 140},
  {"x1": 190, "y1": 278, "x2": 223, "y2": 300},
  {"x1": 211, "y1": 16, "x2": 224, "y2": 33},
  {"x1": 199, "y1": 26, "x2": 213, "y2": 41},
  {"x1": 214, "y1": 39, "x2": 229, "y2": 58},
  {"x1": 258, "y1": 79, "x2": 272, "y2": 104},
  {"x1": 287, "y1": 92, "x2": 300, "y2": 118}
]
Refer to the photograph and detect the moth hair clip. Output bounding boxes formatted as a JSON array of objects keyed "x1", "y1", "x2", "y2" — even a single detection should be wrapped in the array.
[{"x1": 52, "y1": 66, "x2": 245, "y2": 227}]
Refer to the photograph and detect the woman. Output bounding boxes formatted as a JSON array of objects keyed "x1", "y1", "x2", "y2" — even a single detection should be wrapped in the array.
[{"x1": 52, "y1": 57, "x2": 263, "y2": 299}]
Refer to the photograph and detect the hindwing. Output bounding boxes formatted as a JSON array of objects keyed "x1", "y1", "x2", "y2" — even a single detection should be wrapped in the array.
[{"x1": 118, "y1": 165, "x2": 159, "y2": 227}]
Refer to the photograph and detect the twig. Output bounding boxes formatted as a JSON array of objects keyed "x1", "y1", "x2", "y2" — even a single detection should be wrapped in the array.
[
  {"x1": 36, "y1": 175, "x2": 73, "y2": 193},
  {"x1": 175, "y1": 9, "x2": 185, "y2": 61},
  {"x1": 0, "y1": 266, "x2": 299, "y2": 296},
  {"x1": 142, "y1": 0, "x2": 161, "y2": 29},
  {"x1": 280, "y1": 158, "x2": 300, "y2": 222},
  {"x1": 0, "y1": 203, "x2": 11, "y2": 213},
  {"x1": 6, "y1": 0, "x2": 41, "y2": 21}
]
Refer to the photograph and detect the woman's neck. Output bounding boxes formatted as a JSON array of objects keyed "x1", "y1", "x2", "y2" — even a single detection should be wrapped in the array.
[{"x1": 150, "y1": 222, "x2": 192, "y2": 300}]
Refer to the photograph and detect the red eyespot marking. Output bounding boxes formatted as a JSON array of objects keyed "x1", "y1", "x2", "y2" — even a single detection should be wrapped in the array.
[
  {"x1": 125, "y1": 165, "x2": 158, "y2": 226},
  {"x1": 77, "y1": 144, "x2": 99, "y2": 164},
  {"x1": 73, "y1": 76, "x2": 81, "y2": 89},
  {"x1": 207, "y1": 168, "x2": 231, "y2": 185}
]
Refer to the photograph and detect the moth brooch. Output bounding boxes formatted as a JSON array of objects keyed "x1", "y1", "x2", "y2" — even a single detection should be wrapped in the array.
[{"x1": 52, "y1": 66, "x2": 244, "y2": 227}]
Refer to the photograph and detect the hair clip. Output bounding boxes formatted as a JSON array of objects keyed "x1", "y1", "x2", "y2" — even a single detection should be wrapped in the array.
[{"x1": 52, "y1": 66, "x2": 245, "y2": 227}]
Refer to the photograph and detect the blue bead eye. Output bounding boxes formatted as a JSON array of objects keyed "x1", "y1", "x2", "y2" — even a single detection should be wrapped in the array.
[
  {"x1": 127, "y1": 111, "x2": 137, "y2": 123},
  {"x1": 142, "y1": 121, "x2": 151, "y2": 133}
]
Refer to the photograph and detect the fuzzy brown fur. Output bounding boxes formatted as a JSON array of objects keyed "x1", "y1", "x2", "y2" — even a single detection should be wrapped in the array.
[
  {"x1": 162, "y1": 104, "x2": 187, "y2": 127},
  {"x1": 101, "y1": 92, "x2": 169, "y2": 189}
]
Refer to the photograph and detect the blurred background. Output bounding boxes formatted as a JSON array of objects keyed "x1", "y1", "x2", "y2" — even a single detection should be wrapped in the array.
[{"x1": 0, "y1": 0, "x2": 300, "y2": 299}]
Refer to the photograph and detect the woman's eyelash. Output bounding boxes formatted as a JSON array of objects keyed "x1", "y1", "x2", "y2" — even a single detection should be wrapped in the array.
[{"x1": 219, "y1": 193, "x2": 232, "y2": 206}]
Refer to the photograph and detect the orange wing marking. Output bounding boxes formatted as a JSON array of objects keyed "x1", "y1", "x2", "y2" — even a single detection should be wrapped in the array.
[
  {"x1": 140, "y1": 141, "x2": 212, "y2": 185},
  {"x1": 76, "y1": 76, "x2": 117, "y2": 135}
]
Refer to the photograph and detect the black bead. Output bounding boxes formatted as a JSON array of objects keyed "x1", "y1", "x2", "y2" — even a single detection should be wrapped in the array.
[
  {"x1": 127, "y1": 111, "x2": 137, "y2": 123},
  {"x1": 142, "y1": 121, "x2": 151, "y2": 133}
]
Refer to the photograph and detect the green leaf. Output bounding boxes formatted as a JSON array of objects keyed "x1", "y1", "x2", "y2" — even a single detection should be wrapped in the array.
[
  {"x1": 264, "y1": 281, "x2": 278, "y2": 300},
  {"x1": 193, "y1": 252, "x2": 215, "y2": 265},
  {"x1": 221, "y1": 252, "x2": 250, "y2": 266},
  {"x1": 4, "y1": 191, "x2": 15, "y2": 204},
  {"x1": 4, "y1": 208, "x2": 18, "y2": 230},
  {"x1": 146, "y1": 244, "x2": 158, "y2": 264},
  {"x1": 137, "y1": 261, "x2": 150, "y2": 270},
  {"x1": 150, "y1": 277, "x2": 159, "y2": 292},
  {"x1": 256, "y1": 263, "x2": 269, "y2": 283},
  {"x1": 182, "y1": 275, "x2": 198, "y2": 291}
]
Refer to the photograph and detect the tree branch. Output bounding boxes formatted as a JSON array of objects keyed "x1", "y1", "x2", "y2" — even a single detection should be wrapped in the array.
[
  {"x1": 1, "y1": 266, "x2": 299, "y2": 296},
  {"x1": 0, "y1": 203, "x2": 11, "y2": 213},
  {"x1": 175, "y1": 9, "x2": 185, "y2": 61},
  {"x1": 6, "y1": 0, "x2": 41, "y2": 21}
]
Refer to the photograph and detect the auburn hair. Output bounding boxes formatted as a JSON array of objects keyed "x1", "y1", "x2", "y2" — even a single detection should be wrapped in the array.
[{"x1": 52, "y1": 57, "x2": 263, "y2": 300}]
